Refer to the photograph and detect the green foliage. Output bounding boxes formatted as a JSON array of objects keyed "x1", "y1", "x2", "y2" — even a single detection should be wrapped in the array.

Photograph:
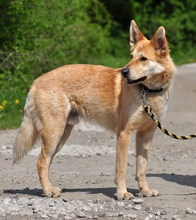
[
  {"x1": 0, "y1": 92, "x2": 25, "y2": 129},
  {"x1": 101, "y1": 0, "x2": 196, "y2": 64},
  {"x1": 131, "y1": 0, "x2": 196, "y2": 63},
  {"x1": 0, "y1": 0, "x2": 112, "y2": 95}
]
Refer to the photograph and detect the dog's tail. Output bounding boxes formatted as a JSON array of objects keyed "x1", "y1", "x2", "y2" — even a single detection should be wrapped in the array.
[{"x1": 13, "y1": 91, "x2": 38, "y2": 164}]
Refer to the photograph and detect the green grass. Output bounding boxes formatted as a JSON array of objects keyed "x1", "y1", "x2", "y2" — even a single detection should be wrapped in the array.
[
  {"x1": 0, "y1": 112, "x2": 23, "y2": 129},
  {"x1": 0, "y1": 92, "x2": 26, "y2": 129}
]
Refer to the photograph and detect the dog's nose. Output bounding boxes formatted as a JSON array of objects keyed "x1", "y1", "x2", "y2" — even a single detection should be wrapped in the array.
[{"x1": 121, "y1": 68, "x2": 130, "y2": 78}]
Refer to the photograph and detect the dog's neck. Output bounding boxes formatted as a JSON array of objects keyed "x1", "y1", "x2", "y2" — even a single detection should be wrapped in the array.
[{"x1": 141, "y1": 84, "x2": 163, "y2": 93}]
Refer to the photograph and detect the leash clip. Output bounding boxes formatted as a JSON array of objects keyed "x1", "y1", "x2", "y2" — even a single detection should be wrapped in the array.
[{"x1": 141, "y1": 85, "x2": 148, "y2": 106}]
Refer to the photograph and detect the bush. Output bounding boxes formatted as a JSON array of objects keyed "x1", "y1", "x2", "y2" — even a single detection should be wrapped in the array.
[
  {"x1": 0, "y1": 0, "x2": 112, "y2": 95},
  {"x1": 101, "y1": 0, "x2": 196, "y2": 63}
]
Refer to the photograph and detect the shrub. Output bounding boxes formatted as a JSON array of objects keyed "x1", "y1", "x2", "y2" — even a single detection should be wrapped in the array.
[{"x1": 0, "y1": 0, "x2": 112, "y2": 95}]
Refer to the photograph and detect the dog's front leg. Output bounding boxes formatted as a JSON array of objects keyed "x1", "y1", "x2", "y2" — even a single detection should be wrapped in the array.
[
  {"x1": 115, "y1": 131, "x2": 133, "y2": 200},
  {"x1": 135, "y1": 130, "x2": 159, "y2": 197}
]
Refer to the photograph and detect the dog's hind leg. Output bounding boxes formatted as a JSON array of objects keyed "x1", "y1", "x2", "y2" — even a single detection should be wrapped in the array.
[
  {"x1": 135, "y1": 129, "x2": 159, "y2": 197},
  {"x1": 37, "y1": 120, "x2": 73, "y2": 198},
  {"x1": 52, "y1": 124, "x2": 74, "y2": 157}
]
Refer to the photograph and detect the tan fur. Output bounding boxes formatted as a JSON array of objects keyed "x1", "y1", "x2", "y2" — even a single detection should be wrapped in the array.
[{"x1": 13, "y1": 20, "x2": 176, "y2": 199}]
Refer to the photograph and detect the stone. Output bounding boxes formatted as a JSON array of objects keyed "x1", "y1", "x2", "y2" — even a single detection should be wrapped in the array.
[
  {"x1": 161, "y1": 210, "x2": 167, "y2": 215},
  {"x1": 49, "y1": 214, "x2": 58, "y2": 219},
  {"x1": 186, "y1": 208, "x2": 193, "y2": 214},
  {"x1": 98, "y1": 213, "x2": 106, "y2": 217},
  {"x1": 172, "y1": 215, "x2": 178, "y2": 220},
  {"x1": 127, "y1": 214, "x2": 137, "y2": 219},
  {"x1": 186, "y1": 207, "x2": 196, "y2": 215},
  {"x1": 117, "y1": 201, "x2": 125, "y2": 207},
  {"x1": 155, "y1": 211, "x2": 161, "y2": 216},
  {"x1": 132, "y1": 198, "x2": 144, "y2": 204},
  {"x1": 127, "y1": 204, "x2": 133, "y2": 209},
  {"x1": 145, "y1": 207, "x2": 153, "y2": 213},
  {"x1": 118, "y1": 212, "x2": 124, "y2": 217},
  {"x1": 92, "y1": 214, "x2": 99, "y2": 219},
  {"x1": 41, "y1": 214, "x2": 48, "y2": 218},
  {"x1": 3, "y1": 198, "x2": 11, "y2": 205},
  {"x1": 82, "y1": 206, "x2": 91, "y2": 212},
  {"x1": 76, "y1": 211, "x2": 86, "y2": 218},
  {"x1": 147, "y1": 214, "x2": 154, "y2": 219},
  {"x1": 132, "y1": 205, "x2": 142, "y2": 210}
]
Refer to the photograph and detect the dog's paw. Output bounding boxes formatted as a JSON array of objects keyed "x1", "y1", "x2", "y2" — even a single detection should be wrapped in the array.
[
  {"x1": 117, "y1": 192, "x2": 134, "y2": 200},
  {"x1": 141, "y1": 189, "x2": 159, "y2": 197},
  {"x1": 45, "y1": 187, "x2": 62, "y2": 198}
]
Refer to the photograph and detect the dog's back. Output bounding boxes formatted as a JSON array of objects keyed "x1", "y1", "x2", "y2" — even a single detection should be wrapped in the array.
[{"x1": 13, "y1": 64, "x2": 122, "y2": 163}]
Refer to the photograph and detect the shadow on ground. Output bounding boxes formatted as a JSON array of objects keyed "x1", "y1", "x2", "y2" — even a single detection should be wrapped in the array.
[
  {"x1": 147, "y1": 173, "x2": 196, "y2": 188},
  {"x1": 3, "y1": 187, "x2": 140, "y2": 199}
]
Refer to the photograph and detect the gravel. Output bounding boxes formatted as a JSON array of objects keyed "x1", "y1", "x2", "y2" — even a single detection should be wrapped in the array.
[
  {"x1": 0, "y1": 196, "x2": 138, "y2": 219},
  {"x1": 1, "y1": 194, "x2": 195, "y2": 219}
]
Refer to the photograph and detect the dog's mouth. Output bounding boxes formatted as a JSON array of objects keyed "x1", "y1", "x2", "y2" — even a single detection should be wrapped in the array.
[{"x1": 127, "y1": 76, "x2": 147, "y2": 84}]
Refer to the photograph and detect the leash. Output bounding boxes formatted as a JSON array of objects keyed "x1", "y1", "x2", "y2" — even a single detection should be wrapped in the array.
[{"x1": 141, "y1": 85, "x2": 196, "y2": 140}]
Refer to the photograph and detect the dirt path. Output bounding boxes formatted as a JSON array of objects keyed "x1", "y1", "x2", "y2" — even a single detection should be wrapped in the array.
[{"x1": 0, "y1": 64, "x2": 196, "y2": 220}]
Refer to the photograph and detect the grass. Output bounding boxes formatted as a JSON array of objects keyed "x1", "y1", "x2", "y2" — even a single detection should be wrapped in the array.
[
  {"x1": 0, "y1": 92, "x2": 25, "y2": 129},
  {"x1": 0, "y1": 52, "x2": 196, "y2": 130}
]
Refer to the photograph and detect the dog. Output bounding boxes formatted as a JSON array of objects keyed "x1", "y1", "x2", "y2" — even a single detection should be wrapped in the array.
[{"x1": 13, "y1": 20, "x2": 176, "y2": 200}]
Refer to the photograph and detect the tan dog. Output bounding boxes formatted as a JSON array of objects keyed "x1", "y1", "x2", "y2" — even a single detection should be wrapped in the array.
[{"x1": 13, "y1": 20, "x2": 176, "y2": 200}]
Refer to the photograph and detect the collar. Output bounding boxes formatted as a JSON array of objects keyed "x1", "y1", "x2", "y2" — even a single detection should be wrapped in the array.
[
  {"x1": 141, "y1": 84, "x2": 163, "y2": 106},
  {"x1": 141, "y1": 84, "x2": 163, "y2": 93}
]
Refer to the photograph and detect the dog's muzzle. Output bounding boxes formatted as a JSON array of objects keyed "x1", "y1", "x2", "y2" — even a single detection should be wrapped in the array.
[{"x1": 121, "y1": 67, "x2": 147, "y2": 84}]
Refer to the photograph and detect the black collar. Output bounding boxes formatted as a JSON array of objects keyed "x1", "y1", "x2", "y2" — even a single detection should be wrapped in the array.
[{"x1": 141, "y1": 84, "x2": 163, "y2": 93}]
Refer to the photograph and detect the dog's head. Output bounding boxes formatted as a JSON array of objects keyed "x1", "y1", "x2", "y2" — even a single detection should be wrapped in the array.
[{"x1": 122, "y1": 20, "x2": 176, "y2": 86}]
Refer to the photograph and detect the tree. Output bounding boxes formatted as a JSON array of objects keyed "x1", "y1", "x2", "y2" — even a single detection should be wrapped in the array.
[
  {"x1": 101, "y1": 0, "x2": 196, "y2": 61},
  {"x1": 0, "y1": 0, "x2": 112, "y2": 94}
]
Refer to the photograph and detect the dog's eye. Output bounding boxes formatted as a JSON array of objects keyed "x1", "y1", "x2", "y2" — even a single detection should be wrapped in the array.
[
  {"x1": 140, "y1": 57, "x2": 147, "y2": 61},
  {"x1": 131, "y1": 54, "x2": 133, "y2": 59}
]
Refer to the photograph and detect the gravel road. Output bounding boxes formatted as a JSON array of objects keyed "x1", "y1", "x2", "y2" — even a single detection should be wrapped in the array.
[{"x1": 0, "y1": 64, "x2": 196, "y2": 220}]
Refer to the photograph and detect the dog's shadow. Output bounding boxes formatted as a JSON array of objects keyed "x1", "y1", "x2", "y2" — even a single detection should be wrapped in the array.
[
  {"x1": 62, "y1": 187, "x2": 139, "y2": 199},
  {"x1": 3, "y1": 173, "x2": 196, "y2": 197},
  {"x1": 3, "y1": 187, "x2": 139, "y2": 199},
  {"x1": 3, "y1": 188, "x2": 44, "y2": 197},
  {"x1": 147, "y1": 173, "x2": 196, "y2": 188}
]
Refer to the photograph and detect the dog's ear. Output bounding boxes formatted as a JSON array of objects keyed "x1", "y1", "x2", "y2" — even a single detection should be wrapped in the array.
[
  {"x1": 151, "y1": 26, "x2": 169, "y2": 56},
  {"x1": 130, "y1": 20, "x2": 144, "y2": 47}
]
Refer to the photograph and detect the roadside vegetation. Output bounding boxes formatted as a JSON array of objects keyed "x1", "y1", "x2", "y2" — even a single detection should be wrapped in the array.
[{"x1": 0, "y1": 0, "x2": 196, "y2": 129}]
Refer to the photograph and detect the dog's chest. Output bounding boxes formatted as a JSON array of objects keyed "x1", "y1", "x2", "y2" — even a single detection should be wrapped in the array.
[{"x1": 127, "y1": 90, "x2": 170, "y2": 131}]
